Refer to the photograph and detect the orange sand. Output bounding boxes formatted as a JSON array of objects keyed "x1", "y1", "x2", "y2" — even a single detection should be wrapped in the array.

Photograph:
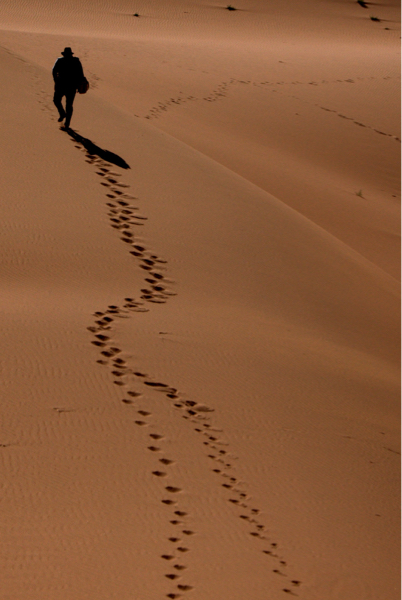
[{"x1": 0, "y1": 1, "x2": 400, "y2": 599}]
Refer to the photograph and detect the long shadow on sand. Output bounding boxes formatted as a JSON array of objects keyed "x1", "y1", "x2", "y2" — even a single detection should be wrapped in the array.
[{"x1": 66, "y1": 128, "x2": 130, "y2": 170}]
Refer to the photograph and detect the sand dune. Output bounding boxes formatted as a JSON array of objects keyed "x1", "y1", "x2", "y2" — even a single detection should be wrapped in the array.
[{"x1": 0, "y1": 1, "x2": 400, "y2": 599}]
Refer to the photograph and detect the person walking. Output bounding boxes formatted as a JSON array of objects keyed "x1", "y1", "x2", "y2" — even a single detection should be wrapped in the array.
[{"x1": 53, "y1": 47, "x2": 86, "y2": 129}]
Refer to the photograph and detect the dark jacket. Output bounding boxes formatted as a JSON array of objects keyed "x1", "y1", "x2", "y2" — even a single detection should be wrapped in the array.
[{"x1": 53, "y1": 56, "x2": 84, "y2": 89}]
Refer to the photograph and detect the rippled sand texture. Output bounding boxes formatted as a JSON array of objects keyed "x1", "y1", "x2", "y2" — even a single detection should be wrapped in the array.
[{"x1": 0, "y1": 1, "x2": 400, "y2": 600}]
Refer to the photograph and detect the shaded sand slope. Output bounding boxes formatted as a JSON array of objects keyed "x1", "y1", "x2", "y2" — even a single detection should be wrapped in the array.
[{"x1": 1, "y1": 41, "x2": 400, "y2": 600}]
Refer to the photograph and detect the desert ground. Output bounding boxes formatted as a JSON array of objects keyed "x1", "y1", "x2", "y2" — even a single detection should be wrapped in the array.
[{"x1": 0, "y1": 1, "x2": 400, "y2": 599}]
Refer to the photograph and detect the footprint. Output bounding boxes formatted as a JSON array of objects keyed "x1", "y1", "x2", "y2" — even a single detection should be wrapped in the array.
[
  {"x1": 160, "y1": 458, "x2": 174, "y2": 465},
  {"x1": 174, "y1": 511, "x2": 187, "y2": 517},
  {"x1": 182, "y1": 530, "x2": 194, "y2": 536},
  {"x1": 174, "y1": 564, "x2": 187, "y2": 571},
  {"x1": 166, "y1": 486, "x2": 182, "y2": 493},
  {"x1": 150, "y1": 433, "x2": 164, "y2": 440},
  {"x1": 138, "y1": 410, "x2": 151, "y2": 416},
  {"x1": 148, "y1": 446, "x2": 160, "y2": 452},
  {"x1": 162, "y1": 499, "x2": 176, "y2": 506},
  {"x1": 177, "y1": 547, "x2": 189, "y2": 553},
  {"x1": 161, "y1": 555, "x2": 174, "y2": 560},
  {"x1": 177, "y1": 585, "x2": 193, "y2": 591},
  {"x1": 153, "y1": 471, "x2": 167, "y2": 477},
  {"x1": 135, "y1": 420, "x2": 147, "y2": 426},
  {"x1": 165, "y1": 574, "x2": 180, "y2": 580}
]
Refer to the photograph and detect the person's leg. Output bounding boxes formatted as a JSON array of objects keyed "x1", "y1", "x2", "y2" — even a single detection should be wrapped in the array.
[
  {"x1": 64, "y1": 89, "x2": 76, "y2": 128},
  {"x1": 53, "y1": 87, "x2": 66, "y2": 122}
]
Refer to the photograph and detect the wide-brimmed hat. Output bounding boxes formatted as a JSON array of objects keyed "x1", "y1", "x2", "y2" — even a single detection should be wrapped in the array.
[{"x1": 61, "y1": 47, "x2": 74, "y2": 56}]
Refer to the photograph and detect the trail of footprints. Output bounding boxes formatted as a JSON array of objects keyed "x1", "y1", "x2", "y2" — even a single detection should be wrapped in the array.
[
  {"x1": 318, "y1": 104, "x2": 401, "y2": 142},
  {"x1": 144, "y1": 75, "x2": 401, "y2": 142},
  {"x1": 68, "y1": 134, "x2": 303, "y2": 596}
]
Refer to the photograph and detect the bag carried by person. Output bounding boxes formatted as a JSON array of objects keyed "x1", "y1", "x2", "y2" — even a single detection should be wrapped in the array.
[{"x1": 78, "y1": 77, "x2": 89, "y2": 94}]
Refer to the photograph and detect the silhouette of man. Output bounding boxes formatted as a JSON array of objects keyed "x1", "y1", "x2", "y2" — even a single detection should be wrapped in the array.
[{"x1": 53, "y1": 47, "x2": 85, "y2": 129}]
